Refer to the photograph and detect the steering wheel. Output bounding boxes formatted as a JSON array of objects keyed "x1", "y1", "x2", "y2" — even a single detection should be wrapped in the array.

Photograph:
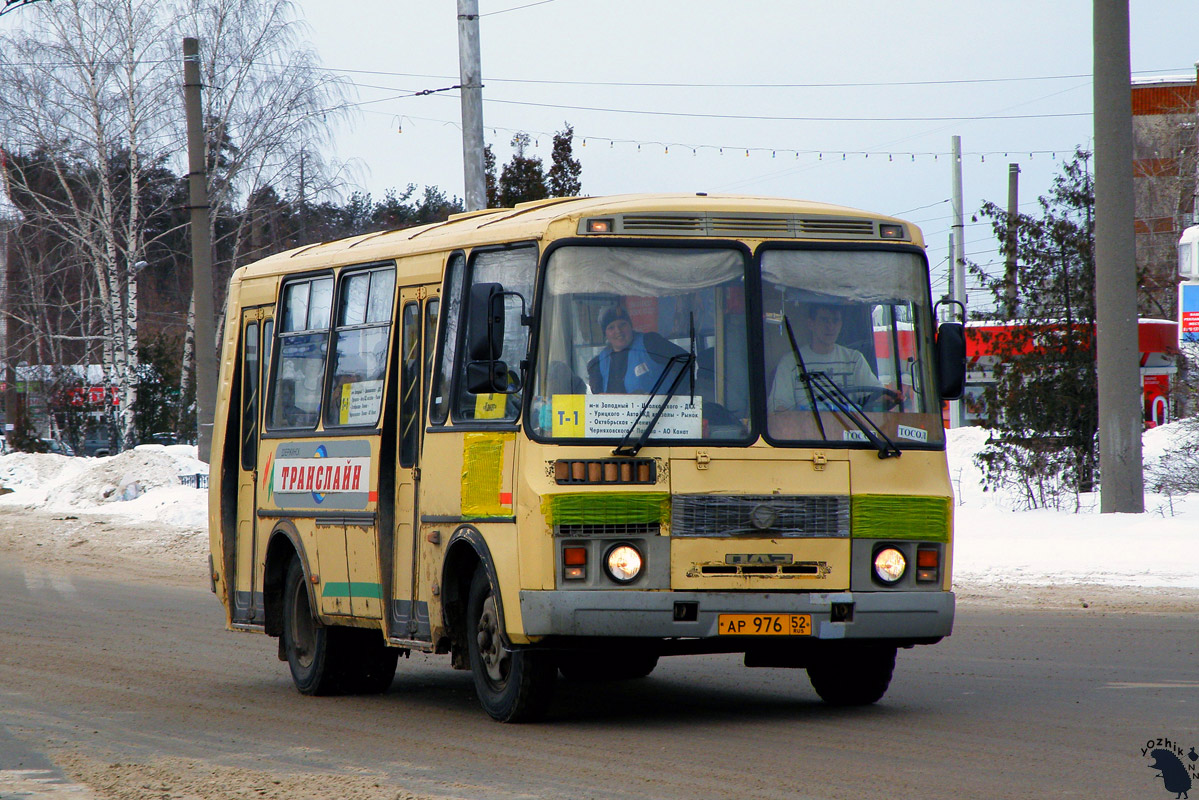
[{"x1": 842, "y1": 385, "x2": 903, "y2": 411}]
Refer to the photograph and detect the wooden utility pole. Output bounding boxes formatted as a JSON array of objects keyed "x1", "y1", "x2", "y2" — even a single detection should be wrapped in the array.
[
  {"x1": 1093, "y1": 0, "x2": 1144, "y2": 512},
  {"x1": 183, "y1": 38, "x2": 217, "y2": 462},
  {"x1": 457, "y1": 0, "x2": 486, "y2": 211}
]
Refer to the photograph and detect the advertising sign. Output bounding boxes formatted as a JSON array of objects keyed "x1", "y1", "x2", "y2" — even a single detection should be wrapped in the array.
[{"x1": 1180, "y1": 282, "x2": 1199, "y2": 343}]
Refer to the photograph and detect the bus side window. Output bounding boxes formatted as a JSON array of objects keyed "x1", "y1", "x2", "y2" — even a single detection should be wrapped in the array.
[
  {"x1": 423, "y1": 297, "x2": 440, "y2": 411},
  {"x1": 267, "y1": 276, "x2": 332, "y2": 430},
  {"x1": 400, "y1": 301, "x2": 421, "y2": 466},
  {"x1": 454, "y1": 245, "x2": 537, "y2": 422},
  {"x1": 324, "y1": 266, "x2": 395, "y2": 429},
  {"x1": 240, "y1": 321, "x2": 259, "y2": 470},
  {"x1": 428, "y1": 254, "x2": 464, "y2": 425}
]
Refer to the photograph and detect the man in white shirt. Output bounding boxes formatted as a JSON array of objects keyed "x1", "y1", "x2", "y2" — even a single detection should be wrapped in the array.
[{"x1": 769, "y1": 303, "x2": 900, "y2": 411}]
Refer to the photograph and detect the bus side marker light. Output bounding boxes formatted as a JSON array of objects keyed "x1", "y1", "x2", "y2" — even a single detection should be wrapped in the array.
[{"x1": 586, "y1": 219, "x2": 613, "y2": 233}]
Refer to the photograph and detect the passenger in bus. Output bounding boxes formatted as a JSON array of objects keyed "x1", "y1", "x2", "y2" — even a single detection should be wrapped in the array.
[
  {"x1": 769, "y1": 303, "x2": 901, "y2": 410},
  {"x1": 278, "y1": 379, "x2": 318, "y2": 427},
  {"x1": 587, "y1": 305, "x2": 686, "y2": 394}
]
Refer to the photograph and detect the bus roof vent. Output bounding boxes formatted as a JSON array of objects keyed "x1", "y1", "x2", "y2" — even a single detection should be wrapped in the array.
[
  {"x1": 708, "y1": 215, "x2": 791, "y2": 236},
  {"x1": 617, "y1": 214, "x2": 705, "y2": 234},
  {"x1": 796, "y1": 217, "x2": 878, "y2": 238}
]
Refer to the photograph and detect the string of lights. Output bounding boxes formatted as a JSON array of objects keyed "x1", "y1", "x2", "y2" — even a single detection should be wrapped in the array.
[{"x1": 379, "y1": 111, "x2": 1078, "y2": 166}]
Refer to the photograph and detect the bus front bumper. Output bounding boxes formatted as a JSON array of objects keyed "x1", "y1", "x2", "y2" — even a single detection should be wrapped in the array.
[{"x1": 518, "y1": 590, "x2": 954, "y2": 641}]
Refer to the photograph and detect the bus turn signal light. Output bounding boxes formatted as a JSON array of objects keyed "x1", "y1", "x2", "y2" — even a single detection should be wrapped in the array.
[
  {"x1": 563, "y1": 547, "x2": 587, "y2": 580},
  {"x1": 916, "y1": 546, "x2": 939, "y2": 582}
]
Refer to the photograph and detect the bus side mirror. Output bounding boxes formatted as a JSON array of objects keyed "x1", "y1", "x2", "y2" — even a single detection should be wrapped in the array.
[
  {"x1": 466, "y1": 360, "x2": 515, "y2": 394},
  {"x1": 467, "y1": 282, "x2": 505, "y2": 362},
  {"x1": 935, "y1": 322, "x2": 966, "y2": 400}
]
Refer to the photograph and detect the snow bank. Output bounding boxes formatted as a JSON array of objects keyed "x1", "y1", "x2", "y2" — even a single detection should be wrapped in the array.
[
  {"x1": 0, "y1": 444, "x2": 208, "y2": 529},
  {"x1": 0, "y1": 426, "x2": 1194, "y2": 590}
]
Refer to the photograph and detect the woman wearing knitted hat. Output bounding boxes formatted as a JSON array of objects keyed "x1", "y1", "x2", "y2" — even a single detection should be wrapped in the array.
[{"x1": 586, "y1": 305, "x2": 685, "y2": 394}]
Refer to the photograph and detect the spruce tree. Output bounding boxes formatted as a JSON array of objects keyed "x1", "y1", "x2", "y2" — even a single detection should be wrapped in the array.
[{"x1": 969, "y1": 148, "x2": 1098, "y2": 508}]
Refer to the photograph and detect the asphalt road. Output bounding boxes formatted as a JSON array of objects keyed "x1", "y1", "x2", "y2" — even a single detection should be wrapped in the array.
[{"x1": 0, "y1": 561, "x2": 1196, "y2": 800}]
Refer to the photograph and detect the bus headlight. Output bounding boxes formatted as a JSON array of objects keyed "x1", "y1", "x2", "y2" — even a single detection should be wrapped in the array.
[
  {"x1": 873, "y1": 547, "x2": 907, "y2": 584},
  {"x1": 605, "y1": 544, "x2": 643, "y2": 584}
]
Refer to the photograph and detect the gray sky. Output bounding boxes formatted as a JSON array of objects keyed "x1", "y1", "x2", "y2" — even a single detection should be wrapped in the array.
[{"x1": 297, "y1": 1, "x2": 1197, "y2": 307}]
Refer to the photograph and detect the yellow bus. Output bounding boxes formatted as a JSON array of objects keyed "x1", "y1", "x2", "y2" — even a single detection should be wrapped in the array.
[{"x1": 208, "y1": 193, "x2": 966, "y2": 722}]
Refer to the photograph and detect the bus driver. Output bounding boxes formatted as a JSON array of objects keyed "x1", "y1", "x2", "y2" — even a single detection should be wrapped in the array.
[
  {"x1": 587, "y1": 305, "x2": 685, "y2": 394},
  {"x1": 769, "y1": 302, "x2": 901, "y2": 411}
]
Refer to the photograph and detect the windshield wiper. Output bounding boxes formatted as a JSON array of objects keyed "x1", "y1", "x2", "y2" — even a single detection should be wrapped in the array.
[
  {"x1": 783, "y1": 315, "x2": 827, "y2": 441},
  {"x1": 613, "y1": 351, "x2": 695, "y2": 457},
  {"x1": 806, "y1": 373, "x2": 902, "y2": 459}
]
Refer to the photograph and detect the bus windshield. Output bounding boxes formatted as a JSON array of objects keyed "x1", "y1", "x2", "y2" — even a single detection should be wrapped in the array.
[
  {"x1": 530, "y1": 245, "x2": 752, "y2": 443},
  {"x1": 761, "y1": 248, "x2": 943, "y2": 448}
]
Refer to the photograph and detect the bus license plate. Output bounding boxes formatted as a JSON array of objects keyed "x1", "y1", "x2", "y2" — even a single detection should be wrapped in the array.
[{"x1": 717, "y1": 613, "x2": 811, "y2": 636}]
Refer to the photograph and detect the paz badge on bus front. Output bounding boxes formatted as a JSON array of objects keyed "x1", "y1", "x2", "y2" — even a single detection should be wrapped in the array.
[{"x1": 726, "y1": 553, "x2": 794, "y2": 565}]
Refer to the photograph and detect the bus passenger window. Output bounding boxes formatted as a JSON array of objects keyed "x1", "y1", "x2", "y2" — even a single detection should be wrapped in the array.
[
  {"x1": 400, "y1": 302, "x2": 421, "y2": 466},
  {"x1": 325, "y1": 265, "x2": 395, "y2": 428},
  {"x1": 267, "y1": 275, "x2": 332, "y2": 430}
]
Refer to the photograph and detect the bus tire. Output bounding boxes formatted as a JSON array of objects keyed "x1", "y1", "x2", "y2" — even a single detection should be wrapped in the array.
[
  {"x1": 466, "y1": 568, "x2": 555, "y2": 722},
  {"x1": 806, "y1": 643, "x2": 896, "y2": 706},
  {"x1": 558, "y1": 652, "x2": 659, "y2": 682},
  {"x1": 281, "y1": 555, "x2": 349, "y2": 696}
]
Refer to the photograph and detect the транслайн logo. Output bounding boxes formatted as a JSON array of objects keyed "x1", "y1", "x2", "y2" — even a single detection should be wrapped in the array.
[{"x1": 1141, "y1": 736, "x2": 1198, "y2": 798}]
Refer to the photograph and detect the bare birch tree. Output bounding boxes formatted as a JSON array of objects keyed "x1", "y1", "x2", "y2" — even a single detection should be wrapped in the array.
[
  {"x1": 0, "y1": 0, "x2": 179, "y2": 448},
  {"x1": 0, "y1": 0, "x2": 346, "y2": 448}
]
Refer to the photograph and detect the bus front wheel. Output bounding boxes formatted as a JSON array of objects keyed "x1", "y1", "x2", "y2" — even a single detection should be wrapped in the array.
[
  {"x1": 466, "y1": 569, "x2": 555, "y2": 722},
  {"x1": 806, "y1": 644, "x2": 896, "y2": 706}
]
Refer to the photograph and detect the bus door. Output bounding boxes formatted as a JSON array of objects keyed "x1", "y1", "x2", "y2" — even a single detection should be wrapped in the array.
[
  {"x1": 390, "y1": 288, "x2": 436, "y2": 641},
  {"x1": 233, "y1": 306, "x2": 272, "y2": 624}
]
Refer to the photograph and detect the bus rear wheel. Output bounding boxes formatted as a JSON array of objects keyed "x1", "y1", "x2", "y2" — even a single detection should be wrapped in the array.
[
  {"x1": 558, "y1": 652, "x2": 659, "y2": 682},
  {"x1": 806, "y1": 643, "x2": 896, "y2": 706},
  {"x1": 466, "y1": 569, "x2": 555, "y2": 722},
  {"x1": 281, "y1": 556, "x2": 397, "y2": 695}
]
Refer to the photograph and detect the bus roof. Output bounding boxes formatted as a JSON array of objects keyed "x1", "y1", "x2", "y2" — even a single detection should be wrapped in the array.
[{"x1": 233, "y1": 193, "x2": 923, "y2": 281}]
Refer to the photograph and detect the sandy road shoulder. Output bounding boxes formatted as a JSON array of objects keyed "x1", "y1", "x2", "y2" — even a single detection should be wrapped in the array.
[{"x1": 0, "y1": 507, "x2": 208, "y2": 590}]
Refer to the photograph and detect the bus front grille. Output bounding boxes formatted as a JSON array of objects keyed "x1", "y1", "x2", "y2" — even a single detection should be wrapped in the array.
[
  {"x1": 672, "y1": 494, "x2": 849, "y2": 537},
  {"x1": 555, "y1": 522, "x2": 661, "y2": 538}
]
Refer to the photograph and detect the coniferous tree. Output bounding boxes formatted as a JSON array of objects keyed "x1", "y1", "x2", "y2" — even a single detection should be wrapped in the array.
[
  {"x1": 498, "y1": 133, "x2": 548, "y2": 207},
  {"x1": 546, "y1": 123, "x2": 582, "y2": 197},
  {"x1": 484, "y1": 145, "x2": 499, "y2": 208},
  {"x1": 968, "y1": 148, "x2": 1097, "y2": 508}
]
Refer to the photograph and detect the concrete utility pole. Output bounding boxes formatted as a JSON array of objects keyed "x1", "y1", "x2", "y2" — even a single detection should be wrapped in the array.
[
  {"x1": 1004, "y1": 163, "x2": 1020, "y2": 316},
  {"x1": 1093, "y1": 0, "x2": 1144, "y2": 512},
  {"x1": 949, "y1": 135, "x2": 966, "y2": 427},
  {"x1": 457, "y1": 0, "x2": 487, "y2": 211},
  {"x1": 183, "y1": 38, "x2": 217, "y2": 462}
]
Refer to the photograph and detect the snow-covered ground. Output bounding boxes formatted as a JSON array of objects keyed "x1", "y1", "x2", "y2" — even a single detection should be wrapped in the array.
[{"x1": 0, "y1": 427, "x2": 1194, "y2": 591}]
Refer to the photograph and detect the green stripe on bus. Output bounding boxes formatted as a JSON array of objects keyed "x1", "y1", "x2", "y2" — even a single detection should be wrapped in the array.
[
  {"x1": 543, "y1": 492, "x2": 670, "y2": 526},
  {"x1": 851, "y1": 495, "x2": 950, "y2": 542},
  {"x1": 320, "y1": 582, "x2": 383, "y2": 599}
]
